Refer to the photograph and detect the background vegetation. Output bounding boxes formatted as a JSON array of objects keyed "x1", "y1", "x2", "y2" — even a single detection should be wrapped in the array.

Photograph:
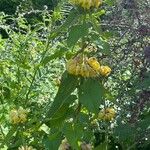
[{"x1": 0, "y1": 0, "x2": 150, "y2": 149}]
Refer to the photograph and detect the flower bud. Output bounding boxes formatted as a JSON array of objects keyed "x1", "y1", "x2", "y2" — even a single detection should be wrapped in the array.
[
  {"x1": 9, "y1": 107, "x2": 28, "y2": 124},
  {"x1": 98, "y1": 108, "x2": 116, "y2": 121},
  {"x1": 87, "y1": 57, "x2": 101, "y2": 71},
  {"x1": 99, "y1": 66, "x2": 111, "y2": 76}
]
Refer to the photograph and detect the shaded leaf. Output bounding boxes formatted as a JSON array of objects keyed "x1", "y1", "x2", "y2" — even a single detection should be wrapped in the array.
[
  {"x1": 63, "y1": 123, "x2": 84, "y2": 149},
  {"x1": 50, "y1": 9, "x2": 80, "y2": 39},
  {"x1": 0, "y1": 86, "x2": 10, "y2": 99},
  {"x1": 90, "y1": 33, "x2": 110, "y2": 55},
  {"x1": 42, "y1": 48, "x2": 67, "y2": 66},
  {"x1": 105, "y1": 0, "x2": 116, "y2": 6},
  {"x1": 67, "y1": 23, "x2": 89, "y2": 47},
  {"x1": 94, "y1": 142, "x2": 107, "y2": 150},
  {"x1": 114, "y1": 123, "x2": 136, "y2": 142},
  {"x1": 43, "y1": 132, "x2": 62, "y2": 150},
  {"x1": 47, "y1": 72, "x2": 78, "y2": 118},
  {"x1": 78, "y1": 79, "x2": 105, "y2": 113}
]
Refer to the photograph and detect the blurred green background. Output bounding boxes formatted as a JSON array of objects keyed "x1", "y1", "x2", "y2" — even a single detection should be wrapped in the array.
[{"x1": 0, "y1": 0, "x2": 59, "y2": 14}]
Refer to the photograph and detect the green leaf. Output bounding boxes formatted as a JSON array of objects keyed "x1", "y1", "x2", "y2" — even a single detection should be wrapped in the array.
[
  {"x1": 90, "y1": 33, "x2": 110, "y2": 55},
  {"x1": 41, "y1": 48, "x2": 67, "y2": 66},
  {"x1": 67, "y1": 23, "x2": 89, "y2": 47},
  {"x1": 59, "y1": 9, "x2": 80, "y2": 31},
  {"x1": 50, "y1": 9, "x2": 80, "y2": 39},
  {"x1": 46, "y1": 108, "x2": 72, "y2": 128},
  {"x1": 78, "y1": 79, "x2": 105, "y2": 113},
  {"x1": 94, "y1": 10, "x2": 106, "y2": 18},
  {"x1": 114, "y1": 123, "x2": 136, "y2": 142},
  {"x1": 63, "y1": 123, "x2": 84, "y2": 149},
  {"x1": 47, "y1": 72, "x2": 78, "y2": 118},
  {"x1": 141, "y1": 74, "x2": 150, "y2": 89},
  {"x1": 0, "y1": 86, "x2": 10, "y2": 99},
  {"x1": 95, "y1": 39, "x2": 110, "y2": 55},
  {"x1": 105, "y1": 0, "x2": 116, "y2": 6},
  {"x1": 0, "y1": 127, "x2": 17, "y2": 148},
  {"x1": 94, "y1": 142, "x2": 107, "y2": 150},
  {"x1": 53, "y1": 95, "x2": 76, "y2": 118},
  {"x1": 43, "y1": 132, "x2": 62, "y2": 150},
  {"x1": 46, "y1": 96, "x2": 77, "y2": 128},
  {"x1": 136, "y1": 116, "x2": 150, "y2": 131},
  {"x1": 82, "y1": 130, "x2": 93, "y2": 142}
]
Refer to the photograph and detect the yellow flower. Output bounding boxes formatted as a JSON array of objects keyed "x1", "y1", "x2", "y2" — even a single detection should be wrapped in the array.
[
  {"x1": 91, "y1": 119, "x2": 98, "y2": 127},
  {"x1": 80, "y1": 63, "x2": 90, "y2": 77},
  {"x1": 54, "y1": 78, "x2": 61, "y2": 86},
  {"x1": 87, "y1": 57, "x2": 101, "y2": 71},
  {"x1": 93, "y1": 0, "x2": 102, "y2": 8},
  {"x1": 70, "y1": 0, "x2": 102, "y2": 9},
  {"x1": 99, "y1": 66, "x2": 111, "y2": 76},
  {"x1": 81, "y1": 0, "x2": 92, "y2": 9},
  {"x1": 66, "y1": 55, "x2": 100, "y2": 77},
  {"x1": 9, "y1": 109, "x2": 20, "y2": 124},
  {"x1": 75, "y1": 64, "x2": 82, "y2": 75},
  {"x1": 10, "y1": 107, "x2": 28, "y2": 124},
  {"x1": 66, "y1": 54, "x2": 83, "y2": 76},
  {"x1": 66, "y1": 58, "x2": 77, "y2": 75},
  {"x1": 98, "y1": 108, "x2": 116, "y2": 121},
  {"x1": 88, "y1": 66, "x2": 97, "y2": 77},
  {"x1": 80, "y1": 62, "x2": 98, "y2": 78},
  {"x1": 18, "y1": 107, "x2": 28, "y2": 123}
]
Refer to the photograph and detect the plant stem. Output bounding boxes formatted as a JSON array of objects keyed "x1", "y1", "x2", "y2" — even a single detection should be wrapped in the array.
[
  {"x1": 25, "y1": 36, "x2": 51, "y2": 105},
  {"x1": 0, "y1": 125, "x2": 5, "y2": 139},
  {"x1": 105, "y1": 124, "x2": 109, "y2": 150}
]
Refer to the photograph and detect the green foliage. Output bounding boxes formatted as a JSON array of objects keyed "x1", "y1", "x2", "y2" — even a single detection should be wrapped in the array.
[
  {"x1": 63, "y1": 123, "x2": 84, "y2": 149},
  {"x1": 67, "y1": 23, "x2": 89, "y2": 47},
  {"x1": 78, "y1": 79, "x2": 105, "y2": 113},
  {"x1": 43, "y1": 132, "x2": 62, "y2": 150},
  {"x1": 46, "y1": 72, "x2": 78, "y2": 119},
  {"x1": 0, "y1": 0, "x2": 149, "y2": 149},
  {"x1": 0, "y1": 0, "x2": 57, "y2": 14},
  {"x1": 0, "y1": 0, "x2": 20, "y2": 14}
]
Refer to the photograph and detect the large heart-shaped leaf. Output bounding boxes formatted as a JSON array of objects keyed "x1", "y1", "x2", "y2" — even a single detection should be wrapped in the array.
[{"x1": 47, "y1": 72, "x2": 78, "y2": 118}]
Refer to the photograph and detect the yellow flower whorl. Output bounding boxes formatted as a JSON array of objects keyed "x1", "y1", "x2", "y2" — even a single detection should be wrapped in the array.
[
  {"x1": 66, "y1": 58, "x2": 77, "y2": 75},
  {"x1": 66, "y1": 55, "x2": 100, "y2": 77},
  {"x1": 98, "y1": 108, "x2": 116, "y2": 121},
  {"x1": 66, "y1": 55, "x2": 111, "y2": 77},
  {"x1": 99, "y1": 65, "x2": 111, "y2": 76},
  {"x1": 87, "y1": 57, "x2": 101, "y2": 71},
  {"x1": 9, "y1": 107, "x2": 28, "y2": 124},
  {"x1": 70, "y1": 0, "x2": 102, "y2": 9}
]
